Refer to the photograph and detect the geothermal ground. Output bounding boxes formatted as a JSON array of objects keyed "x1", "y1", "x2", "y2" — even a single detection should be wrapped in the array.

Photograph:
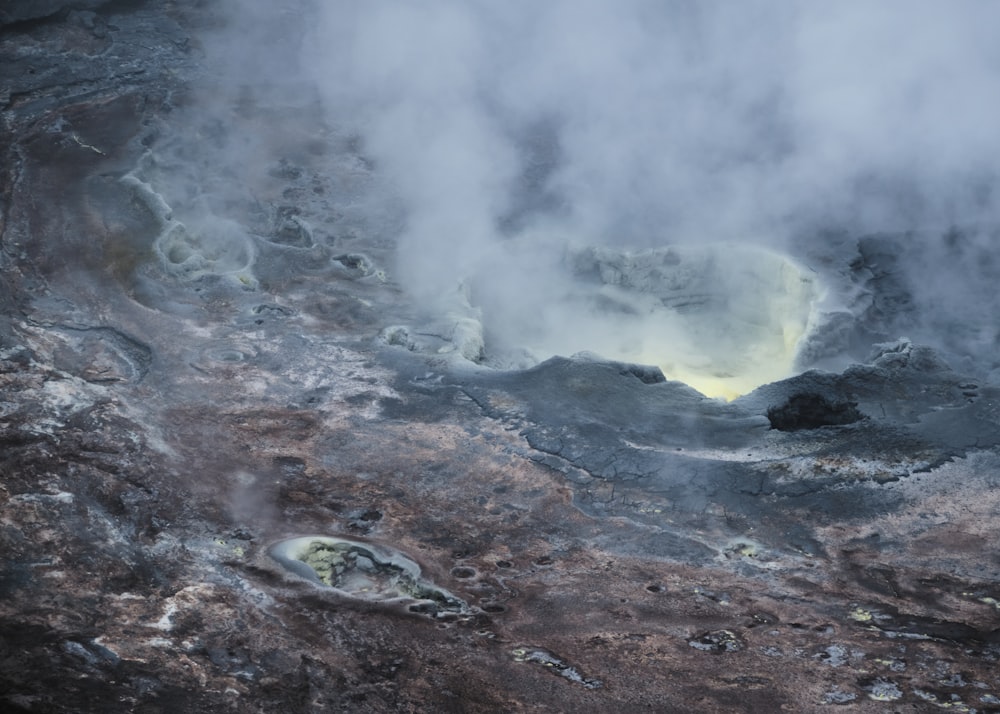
[{"x1": 2, "y1": 3, "x2": 999, "y2": 713}]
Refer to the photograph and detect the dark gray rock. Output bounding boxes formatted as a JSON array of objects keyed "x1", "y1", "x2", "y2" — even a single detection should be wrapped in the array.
[
  {"x1": 4, "y1": 3, "x2": 1000, "y2": 712},
  {"x1": 0, "y1": 0, "x2": 111, "y2": 27}
]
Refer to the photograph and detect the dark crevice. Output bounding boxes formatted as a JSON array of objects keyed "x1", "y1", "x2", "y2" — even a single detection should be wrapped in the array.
[{"x1": 768, "y1": 393, "x2": 864, "y2": 431}]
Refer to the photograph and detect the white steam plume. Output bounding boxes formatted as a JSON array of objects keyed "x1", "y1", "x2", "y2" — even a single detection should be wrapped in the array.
[{"x1": 219, "y1": 1, "x2": 1000, "y2": 387}]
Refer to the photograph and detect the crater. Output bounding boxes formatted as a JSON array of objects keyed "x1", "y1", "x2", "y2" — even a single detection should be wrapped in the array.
[
  {"x1": 511, "y1": 647, "x2": 603, "y2": 689},
  {"x1": 471, "y1": 242, "x2": 822, "y2": 399},
  {"x1": 332, "y1": 253, "x2": 377, "y2": 279},
  {"x1": 191, "y1": 341, "x2": 259, "y2": 371},
  {"x1": 120, "y1": 162, "x2": 257, "y2": 285},
  {"x1": 156, "y1": 217, "x2": 255, "y2": 281},
  {"x1": 267, "y1": 206, "x2": 314, "y2": 249},
  {"x1": 269, "y1": 536, "x2": 467, "y2": 617}
]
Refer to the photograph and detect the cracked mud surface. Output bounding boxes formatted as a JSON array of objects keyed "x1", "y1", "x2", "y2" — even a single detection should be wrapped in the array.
[{"x1": 2, "y1": 3, "x2": 1000, "y2": 712}]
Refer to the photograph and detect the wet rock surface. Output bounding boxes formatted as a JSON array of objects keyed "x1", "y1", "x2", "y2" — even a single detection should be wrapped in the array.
[{"x1": 2, "y1": 4, "x2": 1000, "y2": 713}]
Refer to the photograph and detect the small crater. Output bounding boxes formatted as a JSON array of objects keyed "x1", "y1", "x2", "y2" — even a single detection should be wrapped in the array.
[
  {"x1": 646, "y1": 584, "x2": 663, "y2": 593},
  {"x1": 269, "y1": 206, "x2": 314, "y2": 249},
  {"x1": 251, "y1": 303, "x2": 296, "y2": 318},
  {"x1": 822, "y1": 688, "x2": 858, "y2": 705},
  {"x1": 688, "y1": 630, "x2": 744, "y2": 653},
  {"x1": 269, "y1": 536, "x2": 466, "y2": 618},
  {"x1": 332, "y1": 253, "x2": 375, "y2": 278},
  {"x1": 157, "y1": 217, "x2": 256, "y2": 281},
  {"x1": 694, "y1": 588, "x2": 731, "y2": 605},
  {"x1": 746, "y1": 611, "x2": 778, "y2": 627},
  {"x1": 726, "y1": 541, "x2": 761, "y2": 559},
  {"x1": 451, "y1": 567, "x2": 477, "y2": 579},
  {"x1": 860, "y1": 677, "x2": 903, "y2": 702},
  {"x1": 204, "y1": 347, "x2": 250, "y2": 364},
  {"x1": 192, "y1": 341, "x2": 258, "y2": 370},
  {"x1": 347, "y1": 508, "x2": 383, "y2": 534},
  {"x1": 495, "y1": 560, "x2": 513, "y2": 569},
  {"x1": 380, "y1": 326, "x2": 416, "y2": 350},
  {"x1": 816, "y1": 644, "x2": 850, "y2": 667},
  {"x1": 511, "y1": 647, "x2": 602, "y2": 689},
  {"x1": 482, "y1": 603, "x2": 506, "y2": 614}
]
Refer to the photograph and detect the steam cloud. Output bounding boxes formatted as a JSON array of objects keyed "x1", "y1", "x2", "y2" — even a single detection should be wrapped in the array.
[{"x1": 205, "y1": 1, "x2": 1000, "y2": 387}]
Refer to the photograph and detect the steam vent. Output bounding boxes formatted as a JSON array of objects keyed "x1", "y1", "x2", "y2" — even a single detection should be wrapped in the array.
[
  {"x1": 4, "y1": 3, "x2": 1000, "y2": 713},
  {"x1": 531, "y1": 244, "x2": 819, "y2": 400}
]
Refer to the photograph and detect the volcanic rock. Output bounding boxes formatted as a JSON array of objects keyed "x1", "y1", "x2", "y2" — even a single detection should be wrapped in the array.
[{"x1": 3, "y1": 4, "x2": 1000, "y2": 713}]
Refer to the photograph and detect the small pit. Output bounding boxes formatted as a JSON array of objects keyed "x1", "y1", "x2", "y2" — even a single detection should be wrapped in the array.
[{"x1": 269, "y1": 536, "x2": 466, "y2": 616}]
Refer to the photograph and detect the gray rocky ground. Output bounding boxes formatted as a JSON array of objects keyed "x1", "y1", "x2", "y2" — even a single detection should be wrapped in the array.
[{"x1": 2, "y1": 3, "x2": 999, "y2": 712}]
